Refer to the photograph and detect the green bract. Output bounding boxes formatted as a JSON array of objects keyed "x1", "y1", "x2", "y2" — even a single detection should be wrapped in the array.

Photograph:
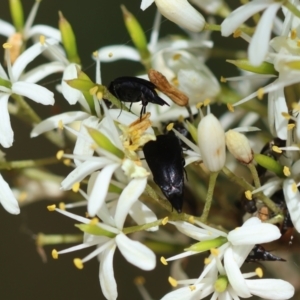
[
  {"x1": 254, "y1": 153, "x2": 284, "y2": 177},
  {"x1": 185, "y1": 236, "x2": 227, "y2": 252},
  {"x1": 227, "y1": 59, "x2": 278, "y2": 75},
  {"x1": 86, "y1": 126, "x2": 124, "y2": 159},
  {"x1": 75, "y1": 224, "x2": 116, "y2": 238}
]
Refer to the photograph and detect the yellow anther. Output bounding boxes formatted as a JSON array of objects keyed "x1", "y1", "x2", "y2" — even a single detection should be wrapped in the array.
[
  {"x1": 59, "y1": 202, "x2": 66, "y2": 210},
  {"x1": 52, "y1": 249, "x2": 58, "y2": 259},
  {"x1": 89, "y1": 86, "x2": 98, "y2": 95},
  {"x1": 257, "y1": 88, "x2": 264, "y2": 100},
  {"x1": 47, "y1": 204, "x2": 56, "y2": 211},
  {"x1": 89, "y1": 217, "x2": 99, "y2": 225},
  {"x1": 92, "y1": 51, "x2": 98, "y2": 58},
  {"x1": 168, "y1": 276, "x2": 178, "y2": 287},
  {"x1": 3, "y1": 43, "x2": 12, "y2": 49},
  {"x1": 18, "y1": 192, "x2": 27, "y2": 202},
  {"x1": 245, "y1": 190, "x2": 252, "y2": 200},
  {"x1": 287, "y1": 123, "x2": 295, "y2": 130},
  {"x1": 297, "y1": 40, "x2": 300, "y2": 47},
  {"x1": 160, "y1": 256, "x2": 168, "y2": 265},
  {"x1": 172, "y1": 53, "x2": 181, "y2": 60},
  {"x1": 73, "y1": 258, "x2": 84, "y2": 269},
  {"x1": 292, "y1": 102, "x2": 300, "y2": 111},
  {"x1": 58, "y1": 120, "x2": 64, "y2": 130},
  {"x1": 292, "y1": 182, "x2": 297, "y2": 193},
  {"x1": 281, "y1": 112, "x2": 291, "y2": 120},
  {"x1": 63, "y1": 158, "x2": 71, "y2": 166},
  {"x1": 227, "y1": 103, "x2": 234, "y2": 112},
  {"x1": 188, "y1": 216, "x2": 195, "y2": 224},
  {"x1": 204, "y1": 258, "x2": 211, "y2": 265},
  {"x1": 272, "y1": 145, "x2": 282, "y2": 153},
  {"x1": 255, "y1": 267, "x2": 263, "y2": 278},
  {"x1": 108, "y1": 52, "x2": 113, "y2": 58},
  {"x1": 96, "y1": 91, "x2": 103, "y2": 99},
  {"x1": 291, "y1": 29, "x2": 297, "y2": 40},
  {"x1": 39, "y1": 35, "x2": 46, "y2": 45},
  {"x1": 283, "y1": 166, "x2": 291, "y2": 177},
  {"x1": 162, "y1": 217, "x2": 169, "y2": 225},
  {"x1": 56, "y1": 150, "x2": 64, "y2": 160},
  {"x1": 233, "y1": 29, "x2": 241, "y2": 38},
  {"x1": 72, "y1": 182, "x2": 80, "y2": 193},
  {"x1": 220, "y1": 76, "x2": 227, "y2": 83},
  {"x1": 189, "y1": 285, "x2": 196, "y2": 291},
  {"x1": 134, "y1": 276, "x2": 145, "y2": 285},
  {"x1": 210, "y1": 248, "x2": 219, "y2": 256},
  {"x1": 203, "y1": 99, "x2": 211, "y2": 106},
  {"x1": 196, "y1": 102, "x2": 203, "y2": 109},
  {"x1": 178, "y1": 115, "x2": 184, "y2": 123},
  {"x1": 166, "y1": 123, "x2": 174, "y2": 131}
]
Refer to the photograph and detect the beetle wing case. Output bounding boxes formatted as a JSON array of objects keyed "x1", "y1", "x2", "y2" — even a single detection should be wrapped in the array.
[{"x1": 143, "y1": 134, "x2": 185, "y2": 213}]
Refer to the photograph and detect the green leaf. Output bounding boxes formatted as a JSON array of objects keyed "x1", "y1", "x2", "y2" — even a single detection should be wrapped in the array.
[{"x1": 227, "y1": 59, "x2": 278, "y2": 75}]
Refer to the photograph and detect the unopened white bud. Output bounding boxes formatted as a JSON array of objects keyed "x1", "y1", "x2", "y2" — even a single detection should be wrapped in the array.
[
  {"x1": 198, "y1": 114, "x2": 226, "y2": 172},
  {"x1": 154, "y1": 0, "x2": 205, "y2": 32},
  {"x1": 225, "y1": 130, "x2": 253, "y2": 164}
]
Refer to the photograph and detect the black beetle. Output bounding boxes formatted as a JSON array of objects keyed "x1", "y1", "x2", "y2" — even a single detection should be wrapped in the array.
[
  {"x1": 246, "y1": 244, "x2": 285, "y2": 262},
  {"x1": 143, "y1": 134, "x2": 185, "y2": 213},
  {"x1": 107, "y1": 76, "x2": 169, "y2": 118}
]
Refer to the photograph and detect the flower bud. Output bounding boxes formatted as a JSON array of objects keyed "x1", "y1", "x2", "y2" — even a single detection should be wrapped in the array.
[
  {"x1": 198, "y1": 114, "x2": 226, "y2": 172},
  {"x1": 225, "y1": 130, "x2": 253, "y2": 164},
  {"x1": 154, "y1": 0, "x2": 205, "y2": 32}
]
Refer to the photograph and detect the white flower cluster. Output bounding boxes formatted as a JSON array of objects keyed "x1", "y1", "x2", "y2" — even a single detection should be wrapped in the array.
[{"x1": 1, "y1": 0, "x2": 300, "y2": 299}]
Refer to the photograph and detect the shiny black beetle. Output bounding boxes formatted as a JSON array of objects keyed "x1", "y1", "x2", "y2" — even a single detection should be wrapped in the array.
[
  {"x1": 246, "y1": 244, "x2": 285, "y2": 262},
  {"x1": 143, "y1": 134, "x2": 185, "y2": 213},
  {"x1": 107, "y1": 76, "x2": 169, "y2": 118}
]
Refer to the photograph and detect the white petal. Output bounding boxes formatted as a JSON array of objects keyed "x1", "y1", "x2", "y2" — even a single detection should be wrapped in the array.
[
  {"x1": 88, "y1": 164, "x2": 119, "y2": 216},
  {"x1": 114, "y1": 178, "x2": 147, "y2": 229},
  {"x1": 283, "y1": 178, "x2": 300, "y2": 232},
  {"x1": 73, "y1": 116, "x2": 99, "y2": 166},
  {"x1": 61, "y1": 159, "x2": 112, "y2": 190},
  {"x1": 224, "y1": 247, "x2": 251, "y2": 298},
  {"x1": 129, "y1": 201, "x2": 158, "y2": 231},
  {"x1": 0, "y1": 94, "x2": 14, "y2": 148},
  {"x1": 97, "y1": 45, "x2": 140, "y2": 62},
  {"x1": 30, "y1": 111, "x2": 90, "y2": 137},
  {"x1": 99, "y1": 244, "x2": 118, "y2": 300},
  {"x1": 115, "y1": 233, "x2": 156, "y2": 270},
  {"x1": 0, "y1": 63, "x2": 9, "y2": 80},
  {"x1": 173, "y1": 221, "x2": 221, "y2": 240},
  {"x1": 274, "y1": 88, "x2": 288, "y2": 139},
  {"x1": 140, "y1": 0, "x2": 155, "y2": 10},
  {"x1": 228, "y1": 221, "x2": 281, "y2": 245},
  {"x1": 61, "y1": 64, "x2": 81, "y2": 105},
  {"x1": 246, "y1": 279, "x2": 295, "y2": 299},
  {"x1": 154, "y1": 0, "x2": 205, "y2": 32},
  {"x1": 248, "y1": 4, "x2": 281, "y2": 66},
  {"x1": 221, "y1": 0, "x2": 273, "y2": 36},
  {"x1": 0, "y1": 174, "x2": 20, "y2": 214},
  {"x1": 12, "y1": 38, "x2": 58, "y2": 80},
  {"x1": 0, "y1": 19, "x2": 15, "y2": 37},
  {"x1": 20, "y1": 62, "x2": 65, "y2": 83},
  {"x1": 26, "y1": 25, "x2": 61, "y2": 41},
  {"x1": 12, "y1": 81, "x2": 54, "y2": 105}
]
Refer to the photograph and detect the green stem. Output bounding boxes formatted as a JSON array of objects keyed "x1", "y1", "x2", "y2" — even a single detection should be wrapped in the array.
[
  {"x1": 222, "y1": 166, "x2": 281, "y2": 214},
  {"x1": 200, "y1": 171, "x2": 219, "y2": 223},
  {"x1": 247, "y1": 162, "x2": 261, "y2": 189},
  {"x1": 0, "y1": 157, "x2": 59, "y2": 170},
  {"x1": 284, "y1": 0, "x2": 300, "y2": 19}
]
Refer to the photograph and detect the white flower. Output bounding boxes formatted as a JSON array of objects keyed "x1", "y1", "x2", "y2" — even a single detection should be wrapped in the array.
[
  {"x1": 198, "y1": 113, "x2": 226, "y2": 172},
  {"x1": 221, "y1": 0, "x2": 282, "y2": 66},
  {"x1": 51, "y1": 181, "x2": 156, "y2": 300},
  {"x1": 0, "y1": 38, "x2": 58, "y2": 147},
  {"x1": 140, "y1": 0, "x2": 205, "y2": 32},
  {"x1": 162, "y1": 218, "x2": 292, "y2": 299},
  {"x1": 0, "y1": 173, "x2": 20, "y2": 214}
]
